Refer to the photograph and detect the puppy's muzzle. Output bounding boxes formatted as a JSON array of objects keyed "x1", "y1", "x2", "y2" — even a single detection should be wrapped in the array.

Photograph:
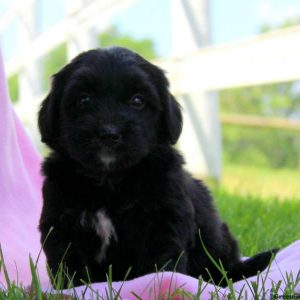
[{"x1": 100, "y1": 126, "x2": 121, "y2": 147}]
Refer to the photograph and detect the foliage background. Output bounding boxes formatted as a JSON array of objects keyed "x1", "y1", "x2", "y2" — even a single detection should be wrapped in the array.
[
  {"x1": 7, "y1": 21, "x2": 300, "y2": 196},
  {"x1": 220, "y1": 83, "x2": 300, "y2": 170}
]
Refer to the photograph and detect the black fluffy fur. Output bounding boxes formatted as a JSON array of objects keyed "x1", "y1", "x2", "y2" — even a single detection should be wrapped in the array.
[{"x1": 38, "y1": 47, "x2": 276, "y2": 287}]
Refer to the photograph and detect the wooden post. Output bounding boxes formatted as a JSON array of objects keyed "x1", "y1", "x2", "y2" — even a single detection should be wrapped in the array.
[{"x1": 170, "y1": 0, "x2": 222, "y2": 179}]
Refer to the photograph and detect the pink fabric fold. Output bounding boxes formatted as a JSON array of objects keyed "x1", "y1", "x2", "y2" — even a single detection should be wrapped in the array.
[
  {"x1": 0, "y1": 49, "x2": 48, "y2": 288},
  {"x1": 0, "y1": 49, "x2": 299, "y2": 299}
]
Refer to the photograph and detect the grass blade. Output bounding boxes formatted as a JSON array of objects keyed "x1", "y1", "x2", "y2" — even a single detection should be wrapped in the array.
[
  {"x1": 0, "y1": 245, "x2": 11, "y2": 289},
  {"x1": 29, "y1": 255, "x2": 43, "y2": 300}
]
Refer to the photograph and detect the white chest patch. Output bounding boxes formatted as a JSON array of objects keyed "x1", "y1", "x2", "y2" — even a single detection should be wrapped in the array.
[
  {"x1": 100, "y1": 154, "x2": 116, "y2": 168},
  {"x1": 92, "y1": 210, "x2": 117, "y2": 263}
]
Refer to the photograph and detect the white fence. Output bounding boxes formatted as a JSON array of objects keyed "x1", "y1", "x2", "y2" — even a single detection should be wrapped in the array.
[{"x1": 2, "y1": 0, "x2": 300, "y2": 179}]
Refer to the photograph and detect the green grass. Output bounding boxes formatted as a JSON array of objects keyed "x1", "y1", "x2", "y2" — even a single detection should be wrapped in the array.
[
  {"x1": 200, "y1": 163, "x2": 300, "y2": 255},
  {"x1": 219, "y1": 163, "x2": 300, "y2": 200},
  {"x1": 213, "y1": 189, "x2": 300, "y2": 256},
  {"x1": 1, "y1": 167, "x2": 300, "y2": 298}
]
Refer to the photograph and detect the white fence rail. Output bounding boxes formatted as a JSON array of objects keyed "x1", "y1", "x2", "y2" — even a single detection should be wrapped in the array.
[{"x1": 2, "y1": 0, "x2": 300, "y2": 179}]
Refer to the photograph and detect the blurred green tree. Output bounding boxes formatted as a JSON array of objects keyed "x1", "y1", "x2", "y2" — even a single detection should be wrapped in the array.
[
  {"x1": 260, "y1": 16, "x2": 300, "y2": 33},
  {"x1": 8, "y1": 27, "x2": 157, "y2": 101},
  {"x1": 220, "y1": 82, "x2": 300, "y2": 118},
  {"x1": 8, "y1": 73, "x2": 19, "y2": 103},
  {"x1": 220, "y1": 19, "x2": 300, "y2": 169},
  {"x1": 98, "y1": 26, "x2": 157, "y2": 60},
  {"x1": 40, "y1": 43, "x2": 67, "y2": 92}
]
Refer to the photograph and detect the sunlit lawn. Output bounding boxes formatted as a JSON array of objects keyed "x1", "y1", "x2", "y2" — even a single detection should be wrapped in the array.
[
  {"x1": 202, "y1": 163, "x2": 300, "y2": 256},
  {"x1": 213, "y1": 189, "x2": 300, "y2": 256},
  {"x1": 1, "y1": 163, "x2": 300, "y2": 299},
  {"x1": 219, "y1": 163, "x2": 300, "y2": 200}
]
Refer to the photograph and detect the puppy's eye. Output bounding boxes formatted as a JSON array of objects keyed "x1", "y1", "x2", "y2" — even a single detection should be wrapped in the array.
[
  {"x1": 78, "y1": 94, "x2": 92, "y2": 106},
  {"x1": 129, "y1": 95, "x2": 145, "y2": 109}
]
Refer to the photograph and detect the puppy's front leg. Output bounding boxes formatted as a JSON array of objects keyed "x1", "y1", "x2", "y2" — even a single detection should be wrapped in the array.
[
  {"x1": 143, "y1": 233, "x2": 188, "y2": 275},
  {"x1": 39, "y1": 179, "x2": 92, "y2": 287},
  {"x1": 40, "y1": 218, "x2": 88, "y2": 287},
  {"x1": 132, "y1": 211, "x2": 193, "y2": 277}
]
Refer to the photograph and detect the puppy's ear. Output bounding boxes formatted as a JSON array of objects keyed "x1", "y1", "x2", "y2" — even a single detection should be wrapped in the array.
[
  {"x1": 38, "y1": 75, "x2": 63, "y2": 150},
  {"x1": 162, "y1": 93, "x2": 183, "y2": 145},
  {"x1": 122, "y1": 52, "x2": 183, "y2": 145},
  {"x1": 145, "y1": 64, "x2": 183, "y2": 145}
]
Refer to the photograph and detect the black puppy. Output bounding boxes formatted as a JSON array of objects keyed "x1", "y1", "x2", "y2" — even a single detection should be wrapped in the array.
[{"x1": 38, "y1": 47, "x2": 275, "y2": 287}]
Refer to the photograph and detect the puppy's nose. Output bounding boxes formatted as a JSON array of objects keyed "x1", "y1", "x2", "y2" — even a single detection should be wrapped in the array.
[{"x1": 100, "y1": 126, "x2": 121, "y2": 144}]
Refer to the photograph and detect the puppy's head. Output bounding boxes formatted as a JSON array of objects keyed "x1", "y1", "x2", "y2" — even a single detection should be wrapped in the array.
[{"x1": 38, "y1": 47, "x2": 182, "y2": 171}]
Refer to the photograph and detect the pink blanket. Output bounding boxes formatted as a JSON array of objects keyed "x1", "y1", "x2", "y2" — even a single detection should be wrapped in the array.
[{"x1": 0, "y1": 49, "x2": 299, "y2": 299}]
